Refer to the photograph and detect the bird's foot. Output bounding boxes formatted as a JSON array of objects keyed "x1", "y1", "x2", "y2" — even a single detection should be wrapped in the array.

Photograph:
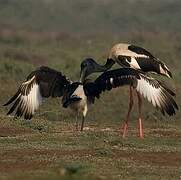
[
  {"x1": 138, "y1": 118, "x2": 144, "y2": 139},
  {"x1": 122, "y1": 122, "x2": 128, "y2": 138}
]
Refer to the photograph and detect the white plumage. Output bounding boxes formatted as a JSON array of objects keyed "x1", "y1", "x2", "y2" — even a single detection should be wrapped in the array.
[
  {"x1": 69, "y1": 85, "x2": 88, "y2": 117},
  {"x1": 136, "y1": 76, "x2": 161, "y2": 108},
  {"x1": 110, "y1": 78, "x2": 114, "y2": 85},
  {"x1": 20, "y1": 83, "x2": 42, "y2": 116},
  {"x1": 130, "y1": 57, "x2": 141, "y2": 69}
]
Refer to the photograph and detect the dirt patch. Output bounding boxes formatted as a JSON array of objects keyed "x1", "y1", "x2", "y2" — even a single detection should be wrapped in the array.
[
  {"x1": 113, "y1": 150, "x2": 181, "y2": 167},
  {"x1": 1, "y1": 148, "x2": 181, "y2": 173},
  {"x1": 0, "y1": 149, "x2": 95, "y2": 173},
  {"x1": 149, "y1": 129, "x2": 181, "y2": 138},
  {"x1": 0, "y1": 160, "x2": 50, "y2": 173},
  {"x1": 0, "y1": 127, "x2": 32, "y2": 137},
  {"x1": 0, "y1": 149, "x2": 95, "y2": 159}
]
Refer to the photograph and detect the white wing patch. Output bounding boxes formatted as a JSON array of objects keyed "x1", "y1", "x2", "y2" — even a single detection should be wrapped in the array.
[
  {"x1": 20, "y1": 83, "x2": 42, "y2": 116},
  {"x1": 136, "y1": 76, "x2": 164, "y2": 108},
  {"x1": 110, "y1": 78, "x2": 114, "y2": 85},
  {"x1": 129, "y1": 57, "x2": 141, "y2": 69},
  {"x1": 4, "y1": 75, "x2": 44, "y2": 119}
]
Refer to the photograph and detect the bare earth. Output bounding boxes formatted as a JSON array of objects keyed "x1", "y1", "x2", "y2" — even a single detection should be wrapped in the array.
[{"x1": 0, "y1": 120, "x2": 181, "y2": 180}]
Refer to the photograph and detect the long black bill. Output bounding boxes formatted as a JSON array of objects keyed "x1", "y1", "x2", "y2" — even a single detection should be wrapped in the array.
[
  {"x1": 79, "y1": 58, "x2": 115, "y2": 82},
  {"x1": 80, "y1": 67, "x2": 87, "y2": 83}
]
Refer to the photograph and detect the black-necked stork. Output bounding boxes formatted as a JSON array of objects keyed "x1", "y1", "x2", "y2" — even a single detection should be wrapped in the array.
[
  {"x1": 3, "y1": 66, "x2": 87, "y2": 131},
  {"x1": 80, "y1": 55, "x2": 177, "y2": 138},
  {"x1": 108, "y1": 43, "x2": 173, "y2": 138}
]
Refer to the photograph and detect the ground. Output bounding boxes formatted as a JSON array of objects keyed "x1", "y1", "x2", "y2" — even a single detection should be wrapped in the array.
[{"x1": 0, "y1": 116, "x2": 180, "y2": 180}]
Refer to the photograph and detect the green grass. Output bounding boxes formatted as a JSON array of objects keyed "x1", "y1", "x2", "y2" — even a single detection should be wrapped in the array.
[{"x1": 0, "y1": 116, "x2": 181, "y2": 180}]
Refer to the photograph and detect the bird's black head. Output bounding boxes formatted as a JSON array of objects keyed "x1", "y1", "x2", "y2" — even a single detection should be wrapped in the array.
[
  {"x1": 80, "y1": 57, "x2": 96, "y2": 69},
  {"x1": 80, "y1": 58, "x2": 108, "y2": 82}
]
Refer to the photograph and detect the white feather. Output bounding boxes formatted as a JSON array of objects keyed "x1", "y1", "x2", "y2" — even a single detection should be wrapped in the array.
[
  {"x1": 136, "y1": 76, "x2": 162, "y2": 108},
  {"x1": 110, "y1": 78, "x2": 114, "y2": 85},
  {"x1": 21, "y1": 83, "x2": 42, "y2": 115},
  {"x1": 129, "y1": 57, "x2": 141, "y2": 69}
]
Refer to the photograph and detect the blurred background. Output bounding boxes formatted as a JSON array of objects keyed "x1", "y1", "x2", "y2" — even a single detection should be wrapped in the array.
[{"x1": 0, "y1": 0, "x2": 181, "y2": 128}]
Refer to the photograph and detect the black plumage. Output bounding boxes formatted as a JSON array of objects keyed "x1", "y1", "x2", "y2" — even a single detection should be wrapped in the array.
[
  {"x1": 4, "y1": 66, "x2": 70, "y2": 119},
  {"x1": 83, "y1": 68, "x2": 178, "y2": 116},
  {"x1": 80, "y1": 57, "x2": 178, "y2": 137},
  {"x1": 62, "y1": 82, "x2": 82, "y2": 108},
  {"x1": 128, "y1": 44, "x2": 155, "y2": 58},
  {"x1": 4, "y1": 63, "x2": 178, "y2": 133},
  {"x1": 108, "y1": 43, "x2": 172, "y2": 78}
]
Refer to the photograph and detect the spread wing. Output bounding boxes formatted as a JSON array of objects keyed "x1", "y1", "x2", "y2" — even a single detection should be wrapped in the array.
[
  {"x1": 84, "y1": 68, "x2": 178, "y2": 116},
  {"x1": 4, "y1": 66, "x2": 70, "y2": 119}
]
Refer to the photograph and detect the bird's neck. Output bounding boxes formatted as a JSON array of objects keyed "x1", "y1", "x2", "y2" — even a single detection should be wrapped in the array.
[
  {"x1": 103, "y1": 58, "x2": 115, "y2": 71},
  {"x1": 93, "y1": 58, "x2": 115, "y2": 72}
]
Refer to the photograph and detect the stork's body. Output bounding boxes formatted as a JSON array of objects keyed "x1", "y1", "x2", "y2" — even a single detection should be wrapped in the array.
[
  {"x1": 3, "y1": 66, "x2": 89, "y2": 131},
  {"x1": 62, "y1": 83, "x2": 88, "y2": 131},
  {"x1": 67, "y1": 84, "x2": 88, "y2": 117},
  {"x1": 108, "y1": 43, "x2": 173, "y2": 138}
]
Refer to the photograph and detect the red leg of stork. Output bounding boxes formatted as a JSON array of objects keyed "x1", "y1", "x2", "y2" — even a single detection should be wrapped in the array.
[
  {"x1": 122, "y1": 86, "x2": 134, "y2": 138},
  {"x1": 136, "y1": 91, "x2": 144, "y2": 139}
]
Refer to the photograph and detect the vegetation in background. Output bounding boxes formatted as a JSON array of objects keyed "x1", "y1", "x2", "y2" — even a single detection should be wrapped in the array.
[{"x1": 0, "y1": 0, "x2": 181, "y2": 33}]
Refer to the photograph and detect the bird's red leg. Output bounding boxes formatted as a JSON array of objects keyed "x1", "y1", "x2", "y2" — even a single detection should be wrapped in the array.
[
  {"x1": 136, "y1": 91, "x2": 144, "y2": 139},
  {"x1": 122, "y1": 86, "x2": 134, "y2": 138}
]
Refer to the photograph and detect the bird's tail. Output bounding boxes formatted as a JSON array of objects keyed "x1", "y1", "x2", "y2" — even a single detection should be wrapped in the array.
[{"x1": 159, "y1": 61, "x2": 172, "y2": 78}]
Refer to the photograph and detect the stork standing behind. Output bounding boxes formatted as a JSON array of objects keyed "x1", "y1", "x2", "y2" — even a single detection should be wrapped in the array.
[
  {"x1": 4, "y1": 65, "x2": 178, "y2": 132},
  {"x1": 80, "y1": 45, "x2": 176, "y2": 138},
  {"x1": 109, "y1": 43, "x2": 173, "y2": 138}
]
